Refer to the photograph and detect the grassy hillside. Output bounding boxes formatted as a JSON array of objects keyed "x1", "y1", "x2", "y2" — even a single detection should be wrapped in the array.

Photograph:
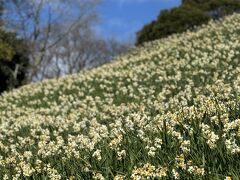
[{"x1": 1, "y1": 14, "x2": 240, "y2": 179}]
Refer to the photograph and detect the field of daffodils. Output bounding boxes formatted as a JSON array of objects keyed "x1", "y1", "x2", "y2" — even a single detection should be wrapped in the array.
[{"x1": 1, "y1": 14, "x2": 240, "y2": 179}]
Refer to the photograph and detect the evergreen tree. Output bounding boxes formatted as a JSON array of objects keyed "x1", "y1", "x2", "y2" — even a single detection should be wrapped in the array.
[
  {"x1": 137, "y1": 0, "x2": 240, "y2": 45},
  {"x1": 0, "y1": 2, "x2": 29, "y2": 93}
]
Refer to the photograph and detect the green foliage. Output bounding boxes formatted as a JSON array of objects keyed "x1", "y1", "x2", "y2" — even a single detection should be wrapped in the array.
[
  {"x1": 183, "y1": 0, "x2": 240, "y2": 18},
  {"x1": 0, "y1": 33, "x2": 15, "y2": 61},
  {"x1": 137, "y1": 5, "x2": 210, "y2": 44},
  {"x1": 0, "y1": 29, "x2": 29, "y2": 93},
  {"x1": 137, "y1": 0, "x2": 240, "y2": 45},
  {"x1": 0, "y1": 1, "x2": 28, "y2": 93}
]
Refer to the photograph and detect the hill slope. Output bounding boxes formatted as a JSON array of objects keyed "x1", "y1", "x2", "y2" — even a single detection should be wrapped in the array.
[{"x1": 1, "y1": 14, "x2": 240, "y2": 179}]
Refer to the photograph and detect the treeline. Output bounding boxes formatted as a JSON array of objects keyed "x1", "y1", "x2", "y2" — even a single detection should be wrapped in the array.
[
  {"x1": 2, "y1": 0, "x2": 240, "y2": 94},
  {"x1": 137, "y1": 0, "x2": 240, "y2": 45},
  {"x1": 0, "y1": 0, "x2": 131, "y2": 94}
]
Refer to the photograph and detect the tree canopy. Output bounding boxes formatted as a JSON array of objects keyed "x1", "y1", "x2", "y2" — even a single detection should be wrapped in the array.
[
  {"x1": 136, "y1": 0, "x2": 240, "y2": 45},
  {"x1": 0, "y1": 2, "x2": 28, "y2": 93},
  {"x1": 0, "y1": 30, "x2": 29, "y2": 93}
]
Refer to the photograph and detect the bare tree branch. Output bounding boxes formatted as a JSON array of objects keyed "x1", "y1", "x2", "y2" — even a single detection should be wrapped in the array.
[{"x1": 3, "y1": 0, "x2": 132, "y2": 81}]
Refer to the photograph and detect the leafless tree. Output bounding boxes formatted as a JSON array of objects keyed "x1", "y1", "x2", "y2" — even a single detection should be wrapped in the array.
[
  {"x1": 3, "y1": 0, "x2": 103, "y2": 81},
  {"x1": 40, "y1": 25, "x2": 132, "y2": 79}
]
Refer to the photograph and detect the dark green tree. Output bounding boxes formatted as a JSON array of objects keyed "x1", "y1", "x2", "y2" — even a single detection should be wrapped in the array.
[
  {"x1": 136, "y1": 0, "x2": 240, "y2": 45},
  {"x1": 137, "y1": 4, "x2": 210, "y2": 44},
  {"x1": 183, "y1": 0, "x2": 240, "y2": 19},
  {"x1": 0, "y1": 2, "x2": 29, "y2": 93},
  {"x1": 0, "y1": 30, "x2": 29, "y2": 93}
]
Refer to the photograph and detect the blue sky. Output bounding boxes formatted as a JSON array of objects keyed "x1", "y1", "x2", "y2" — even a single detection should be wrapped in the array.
[{"x1": 97, "y1": 0, "x2": 181, "y2": 42}]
